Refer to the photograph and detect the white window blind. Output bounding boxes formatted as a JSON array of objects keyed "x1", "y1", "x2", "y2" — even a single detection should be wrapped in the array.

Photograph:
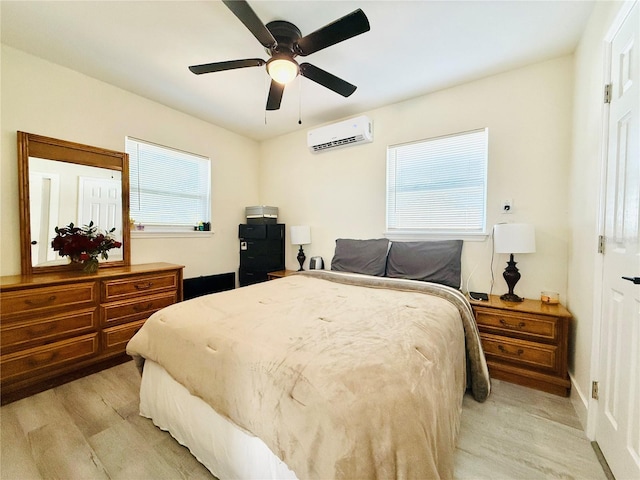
[
  {"x1": 386, "y1": 128, "x2": 488, "y2": 236},
  {"x1": 126, "y1": 137, "x2": 210, "y2": 231}
]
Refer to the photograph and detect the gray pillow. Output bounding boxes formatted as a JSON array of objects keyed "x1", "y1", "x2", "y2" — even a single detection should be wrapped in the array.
[
  {"x1": 386, "y1": 240, "x2": 463, "y2": 288},
  {"x1": 330, "y1": 238, "x2": 390, "y2": 276}
]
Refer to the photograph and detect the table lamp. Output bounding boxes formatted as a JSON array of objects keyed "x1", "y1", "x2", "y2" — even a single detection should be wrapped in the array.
[
  {"x1": 494, "y1": 223, "x2": 536, "y2": 302},
  {"x1": 290, "y1": 226, "x2": 311, "y2": 271}
]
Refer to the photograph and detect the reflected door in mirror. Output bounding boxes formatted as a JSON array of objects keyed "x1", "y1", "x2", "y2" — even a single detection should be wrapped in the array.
[
  {"x1": 78, "y1": 176, "x2": 123, "y2": 250},
  {"x1": 28, "y1": 157, "x2": 123, "y2": 267},
  {"x1": 29, "y1": 171, "x2": 60, "y2": 265}
]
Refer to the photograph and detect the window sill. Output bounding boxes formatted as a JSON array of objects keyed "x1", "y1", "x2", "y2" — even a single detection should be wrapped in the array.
[
  {"x1": 131, "y1": 230, "x2": 214, "y2": 239},
  {"x1": 384, "y1": 231, "x2": 489, "y2": 242}
]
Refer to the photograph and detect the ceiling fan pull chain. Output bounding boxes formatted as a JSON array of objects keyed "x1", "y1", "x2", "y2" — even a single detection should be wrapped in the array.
[
  {"x1": 298, "y1": 77, "x2": 302, "y2": 125},
  {"x1": 264, "y1": 73, "x2": 269, "y2": 125}
]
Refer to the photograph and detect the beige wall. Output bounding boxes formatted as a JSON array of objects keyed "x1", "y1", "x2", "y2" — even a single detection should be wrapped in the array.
[
  {"x1": 260, "y1": 56, "x2": 574, "y2": 303},
  {"x1": 1, "y1": 46, "x2": 261, "y2": 278},
  {"x1": 2, "y1": 22, "x2": 613, "y2": 420},
  {"x1": 567, "y1": 0, "x2": 625, "y2": 429}
]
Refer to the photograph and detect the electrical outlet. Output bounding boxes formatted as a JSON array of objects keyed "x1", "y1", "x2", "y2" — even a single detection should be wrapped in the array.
[{"x1": 502, "y1": 199, "x2": 513, "y2": 213}]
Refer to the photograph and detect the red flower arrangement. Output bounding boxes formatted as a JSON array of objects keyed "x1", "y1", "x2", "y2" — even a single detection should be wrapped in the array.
[{"x1": 51, "y1": 221, "x2": 122, "y2": 273}]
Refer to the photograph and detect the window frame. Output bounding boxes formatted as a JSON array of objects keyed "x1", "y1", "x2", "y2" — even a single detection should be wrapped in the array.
[
  {"x1": 126, "y1": 137, "x2": 211, "y2": 236},
  {"x1": 385, "y1": 128, "x2": 489, "y2": 240}
]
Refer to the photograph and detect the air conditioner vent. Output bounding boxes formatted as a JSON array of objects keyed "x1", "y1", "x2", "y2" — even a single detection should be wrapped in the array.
[{"x1": 307, "y1": 116, "x2": 373, "y2": 153}]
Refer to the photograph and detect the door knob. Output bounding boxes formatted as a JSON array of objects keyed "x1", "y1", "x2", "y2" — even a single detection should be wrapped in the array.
[
  {"x1": 622, "y1": 276, "x2": 640, "y2": 284},
  {"x1": 31, "y1": 240, "x2": 37, "y2": 245}
]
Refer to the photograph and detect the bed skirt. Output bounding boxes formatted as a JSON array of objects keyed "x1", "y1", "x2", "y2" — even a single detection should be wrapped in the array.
[{"x1": 139, "y1": 360, "x2": 298, "y2": 480}]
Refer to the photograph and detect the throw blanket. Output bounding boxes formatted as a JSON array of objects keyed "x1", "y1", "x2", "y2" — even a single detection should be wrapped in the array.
[{"x1": 127, "y1": 271, "x2": 490, "y2": 479}]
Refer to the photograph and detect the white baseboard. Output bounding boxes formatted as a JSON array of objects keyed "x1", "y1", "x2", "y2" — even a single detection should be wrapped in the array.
[{"x1": 569, "y1": 372, "x2": 590, "y2": 435}]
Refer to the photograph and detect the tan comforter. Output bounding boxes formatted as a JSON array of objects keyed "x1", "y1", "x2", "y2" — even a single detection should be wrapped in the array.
[{"x1": 127, "y1": 271, "x2": 490, "y2": 479}]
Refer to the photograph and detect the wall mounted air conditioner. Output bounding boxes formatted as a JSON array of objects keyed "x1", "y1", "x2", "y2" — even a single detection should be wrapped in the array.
[{"x1": 307, "y1": 115, "x2": 373, "y2": 153}]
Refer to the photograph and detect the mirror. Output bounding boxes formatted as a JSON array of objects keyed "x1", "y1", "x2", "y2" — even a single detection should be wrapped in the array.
[{"x1": 18, "y1": 132, "x2": 131, "y2": 274}]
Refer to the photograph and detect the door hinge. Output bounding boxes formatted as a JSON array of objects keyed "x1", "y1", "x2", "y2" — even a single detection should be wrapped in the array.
[
  {"x1": 598, "y1": 235, "x2": 605, "y2": 254},
  {"x1": 592, "y1": 381, "x2": 599, "y2": 400},
  {"x1": 604, "y1": 84, "x2": 612, "y2": 104}
]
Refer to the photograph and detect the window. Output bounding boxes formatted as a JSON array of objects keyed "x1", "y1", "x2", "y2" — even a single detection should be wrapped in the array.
[
  {"x1": 126, "y1": 137, "x2": 210, "y2": 233},
  {"x1": 386, "y1": 128, "x2": 488, "y2": 237}
]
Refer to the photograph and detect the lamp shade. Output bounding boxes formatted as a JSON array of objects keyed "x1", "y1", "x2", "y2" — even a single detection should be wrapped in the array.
[
  {"x1": 290, "y1": 226, "x2": 311, "y2": 245},
  {"x1": 494, "y1": 223, "x2": 536, "y2": 254},
  {"x1": 267, "y1": 57, "x2": 299, "y2": 84}
]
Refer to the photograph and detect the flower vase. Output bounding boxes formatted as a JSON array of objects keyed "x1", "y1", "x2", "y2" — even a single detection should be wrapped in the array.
[
  {"x1": 82, "y1": 258, "x2": 100, "y2": 273},
  {"x1": 69, "y1": 255, "x2": 85, "y2": 271}
]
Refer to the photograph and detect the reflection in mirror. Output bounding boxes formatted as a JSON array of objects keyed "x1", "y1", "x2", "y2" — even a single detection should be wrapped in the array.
[
  {"x1": 28, "y1": 158, "x2": 123, "y2": 267},
  {"x1": 18, "y1": 131, "x2": 130, "y2": 275}
]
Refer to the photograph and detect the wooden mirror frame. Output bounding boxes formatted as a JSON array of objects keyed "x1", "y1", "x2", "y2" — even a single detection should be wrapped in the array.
[{"x1": 18, "y1": 132, "x2": 131, "y2": 275}]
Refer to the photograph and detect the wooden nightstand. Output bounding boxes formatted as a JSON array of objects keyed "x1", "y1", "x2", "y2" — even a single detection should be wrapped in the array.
[
  {"x1": 469, "y1": 294, "x2": 572, "y2": 397},
  {"x1": 266, "y1": 270, "x2": 298, "y2": 280}
]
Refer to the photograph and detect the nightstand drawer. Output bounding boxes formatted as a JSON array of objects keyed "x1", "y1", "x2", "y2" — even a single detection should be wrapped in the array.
[
  {"x1": 475, "y1": 309, "x2": 557, "y2": 342},
  {"x1": 480, "y1": 333, "x2": 558, "y2": 372}
]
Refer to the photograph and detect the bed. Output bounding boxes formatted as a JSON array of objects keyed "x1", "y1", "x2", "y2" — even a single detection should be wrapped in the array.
[{"x1": 127, "y1": 239, "x2": 490, "y2": 479}]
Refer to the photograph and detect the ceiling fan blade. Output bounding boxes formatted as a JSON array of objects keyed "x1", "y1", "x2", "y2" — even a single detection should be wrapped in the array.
[
  {"x1": 295, "y1": 9, "x2": 370, "y2": 56},
  {"x1": 189, "y1": 58, "x2": 265, "y2": 75},
  {"x1": 299, "y1": 63, "x2": 356, "y2": 97},
  {"x1": 222, "y1": 0, "x2": 277, "y2": 49},
  {"x1": 266, "y1": 80, "x2": 285, "y2": 110}
]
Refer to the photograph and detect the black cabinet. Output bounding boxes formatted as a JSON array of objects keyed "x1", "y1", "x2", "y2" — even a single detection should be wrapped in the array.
[{"x1": 239, "y1": 223, "x2": 285, "y2": 286}]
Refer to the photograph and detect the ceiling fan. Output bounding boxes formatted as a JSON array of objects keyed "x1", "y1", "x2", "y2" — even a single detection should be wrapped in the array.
[{"x1": 189, "y1": 0, "x2": 370, "y2": 111}]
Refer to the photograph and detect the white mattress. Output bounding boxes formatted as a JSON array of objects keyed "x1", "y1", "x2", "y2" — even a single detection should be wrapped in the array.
[{"x1": 139, "y1": 359, "x2": 298, "y2": 480}]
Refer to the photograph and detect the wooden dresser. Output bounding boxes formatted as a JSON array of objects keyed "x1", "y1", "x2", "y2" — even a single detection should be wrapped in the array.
[
  {"x1": 469, "y1": 295, "x2": 572, "y2": 397},
  {"x1": 0, "y1": 262, "x2": 183, "y2": 404}
]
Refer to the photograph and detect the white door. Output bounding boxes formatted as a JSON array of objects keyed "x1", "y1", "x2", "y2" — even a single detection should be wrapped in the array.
[
  {"x1": 29, "y1": 171, "x2": 61, "y2": 264},
  {"x1": 78, "y1": 176, "x2": 123, "y2": 260},
  {"x1": 596, "y1": 2, "x2": 640, "y2": 479}
]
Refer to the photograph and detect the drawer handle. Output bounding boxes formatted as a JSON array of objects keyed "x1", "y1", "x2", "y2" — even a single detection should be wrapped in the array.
[
  {"x1": 134, "y1": 282, "x2": 153, "y2": 290},
  {"x1": 499, "y1": 319, "x2": 526, "y2": 329},
  {"x1": 498, "y1": 345, "x2": 524, "y2": 357},
  {"x1": 25, "y1": 295, "x2": 57, "y2": 307},
  {"x1": 133, "y1": 303, "x2": 153, "y2": 312}
]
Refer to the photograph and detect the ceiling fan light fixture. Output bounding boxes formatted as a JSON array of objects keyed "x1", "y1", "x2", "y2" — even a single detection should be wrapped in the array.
[
  {"x1": 190, "y1": 1, "x2": 370, "y2": 111},
  {"x1": 267, "y1": 57, "x2": 299, "y2": 84}
]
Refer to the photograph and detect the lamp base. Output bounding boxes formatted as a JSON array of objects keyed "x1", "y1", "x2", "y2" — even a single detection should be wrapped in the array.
[
  {"x1": 296, "y1": 245, "x2": 306, "y2": 271},
  {"x1": 501, "y1": 253, "x2": 524, "y2": 302},
  {"x1": 500, "y1": 293, "x2": 524, "y2": 303}
]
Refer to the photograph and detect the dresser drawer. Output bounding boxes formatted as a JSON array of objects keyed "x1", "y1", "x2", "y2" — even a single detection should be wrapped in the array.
[
  {"x1": 1, "y1": 282, "x2": 96, "y2": 318},
  {"x1": 101, "y1": 292, "x2": 176, "y2": 325},
  {"x1": 1, "y1": 308, "x2": 98, "y2": 351},
  {"x1": 102, "y1": 273, "x2": 179, "y2": 301},
  {"x1": 0, "y1": 263, "x2": 183, "y2": 404},
  {"x1": 102, "y1": 319, "x2": 146, "y2": 354},
  {"x1": 475, "y1": 309, "x2": 558, "y2": 342},
  {"x1": 1, "y1": 333, "x2": 99, "y2": 382},
  {"x1": 480, "y1": 333, "x2": 558, "y2": 372}
]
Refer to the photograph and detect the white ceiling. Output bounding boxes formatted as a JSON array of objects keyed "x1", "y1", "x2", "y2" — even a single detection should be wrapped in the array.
[{"x1": 1, "y1": 1, "x2": 595, "y2": 142}]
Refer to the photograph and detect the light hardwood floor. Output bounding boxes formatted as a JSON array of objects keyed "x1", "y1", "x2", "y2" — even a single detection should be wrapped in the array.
[{"x1": 1, "y1": 361, "x2": 607, "y2": 480}]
